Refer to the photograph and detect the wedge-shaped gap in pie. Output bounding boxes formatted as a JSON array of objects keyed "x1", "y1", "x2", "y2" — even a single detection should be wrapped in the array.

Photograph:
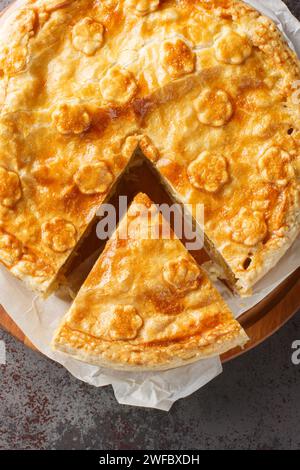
[
  {"x1": 53, "y1": 193, "x2": 248, "y2": 371},
  {"x1": 60, "y1": 145, "x2": 209, "y2": 299},
  {"x1": 129, "y1": 148, "x2": 238, "y2": 290}
]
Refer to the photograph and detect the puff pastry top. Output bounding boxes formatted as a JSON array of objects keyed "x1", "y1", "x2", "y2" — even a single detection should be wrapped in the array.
[
  {"x1": 0, "y1": 0, "x2": 299, "y2": 294},
  {"x1": 53, "y1": 193, "x2": 248, "y2": 370}
]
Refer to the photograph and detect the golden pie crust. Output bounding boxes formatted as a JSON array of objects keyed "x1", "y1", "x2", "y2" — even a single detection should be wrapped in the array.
[
  {"x1": 0, "y1": 0, "x2": 299, "y2": 296},
  {"x1": 53, "y1": 193, "x2": 248, "y2": 370}
]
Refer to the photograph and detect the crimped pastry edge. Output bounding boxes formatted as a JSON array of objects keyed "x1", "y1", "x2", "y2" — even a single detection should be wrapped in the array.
[{"x1": 52, "y1": 323, "x2": 249, "y2": 371}]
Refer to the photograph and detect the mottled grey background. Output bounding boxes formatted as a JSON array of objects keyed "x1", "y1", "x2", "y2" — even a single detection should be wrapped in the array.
[{"x1": 0, "y1": 0, "x2": 300, "y2": 451}]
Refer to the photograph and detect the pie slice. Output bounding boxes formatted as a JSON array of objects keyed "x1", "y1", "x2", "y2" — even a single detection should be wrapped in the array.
[{"x1": 52, "y1": 193, "x2": 248, "y2": 371}]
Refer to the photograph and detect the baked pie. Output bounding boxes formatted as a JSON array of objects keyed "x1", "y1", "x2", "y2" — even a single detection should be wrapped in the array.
[
  {"x1": 53, "y1": 193, "x2": 248, "y2": 370},
  {"x1": 0, "y1": 0, "x2": 299, "y2": 297}
]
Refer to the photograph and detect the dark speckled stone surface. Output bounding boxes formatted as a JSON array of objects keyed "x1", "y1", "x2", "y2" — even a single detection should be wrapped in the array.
[{"x1": 0, "y1": 0, "x2": 300, "y2": 451}]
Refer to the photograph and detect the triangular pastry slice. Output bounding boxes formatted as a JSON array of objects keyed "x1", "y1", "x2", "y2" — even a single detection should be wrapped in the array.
[{"x1": 53, "y1": 193, "x2": 248, "y2": 371}]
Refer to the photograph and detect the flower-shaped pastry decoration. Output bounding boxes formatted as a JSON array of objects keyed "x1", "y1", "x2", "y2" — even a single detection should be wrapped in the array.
[
  {"x1": 161, "y1": 39, "x2": 195, "y2": 78},
  {"x1": 52, "y1": 103, "x2": 91, "y2": 135},
  {"x1": 258, "y1": 147, "x2": 295, "y2": 187},
  {"x1": 0, "y1": 167, "x2": 22, "y2": 208},
  {"x1": 44, "y1": 0, "x2": 73, "y2": 12},
  {"x1": 42, "y1": 217, "x2": 77, "y2": 253},
  {"x1": 163, "y1": 256, "x2": 201, "y2": 293},
  {"x1": 194, "y1": 88, "x2": 233, "y2": 127},
  {"x1": 126, "y1": 0, "x2": 160, "y2": 16},
  {"x1": 100, "y1": 66, "x2": 138, "y2": 106},
  {"x1": 109, "y1": 305, "x2": 143, "y2": 340},
  {"x1": 0, "y1": 232, "x2": 22, "y2": 266},
  {"x1": 74, "y1": 162, "x2": 113, "y2": 195},
  {"x1": 230, "y1": 208, "x2": 267, "y2": 247},
  {"x1": 214, "y1": 30, "x2": 252, "y2": 65},
  {"x1": 187, "y1": 151, "x2": 229, "y2": 193},
  {"x1": 122, "y1": 134, "x2": 159, "y2": 162},
  {"x1": 72, "y1": 17, "x2": 104, "y2": 56}
]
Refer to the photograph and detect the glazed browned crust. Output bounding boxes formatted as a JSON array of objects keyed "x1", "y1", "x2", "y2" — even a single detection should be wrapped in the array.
[
  {"x1": 53, "y1": 193, "x2": 248, "y2": 370},
  {"x1": 0, "y1": 0, "x2": 299, "y2": 295}
]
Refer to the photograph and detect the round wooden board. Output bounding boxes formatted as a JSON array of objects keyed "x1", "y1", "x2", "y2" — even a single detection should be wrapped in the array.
[
  {"x1": 222, "y1": 268, "x2": 300, "y2": 362},
  {"x1": 0, "y1": 267, "x2": 299, "y2": 363}
]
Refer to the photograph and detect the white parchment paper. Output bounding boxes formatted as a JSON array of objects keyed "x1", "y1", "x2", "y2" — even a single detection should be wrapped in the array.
[{"x1": 0, "y1": 0, "x2": 299, "y2": 411}]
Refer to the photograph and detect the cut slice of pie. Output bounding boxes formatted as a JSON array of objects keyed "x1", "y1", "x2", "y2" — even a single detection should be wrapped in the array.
[{"x1": 52, "y1": 193, "x2": 248, "y2": 371}]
